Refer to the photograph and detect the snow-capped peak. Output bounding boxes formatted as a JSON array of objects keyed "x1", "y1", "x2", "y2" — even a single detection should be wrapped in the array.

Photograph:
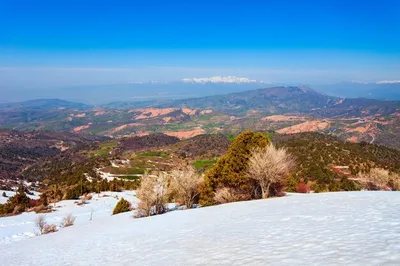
[
  {"x1": 376, "y1": 80, "x2": 400, "y2": 84},
  {"x1": 181, "y1": 76, "x2": 261, "y2": 84}
]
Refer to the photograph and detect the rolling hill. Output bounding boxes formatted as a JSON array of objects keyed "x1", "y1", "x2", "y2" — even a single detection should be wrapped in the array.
[
  {"x1": 162, "y1": 86, "x2": 400, "y2": 117},
  {"x1": 0, "y1": 86, "x2": 399, "y2": 149}
]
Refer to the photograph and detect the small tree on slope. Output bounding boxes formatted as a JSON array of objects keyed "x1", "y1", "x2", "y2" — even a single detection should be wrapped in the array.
[
  {"x1": 248, "y1": 145, "x2": 295, "y2": 199},
  {"x1": 112, "y1": 198, "x2": 132, "y2": 215}
]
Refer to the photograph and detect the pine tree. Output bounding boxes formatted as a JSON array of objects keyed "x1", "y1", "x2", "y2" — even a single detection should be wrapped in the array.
[
  {"x1": 200, "y1": 130, "x2": 270, "y2": 206},
  {"x1": 112, "y1": 198, "x2": 132, "y2": 215}
]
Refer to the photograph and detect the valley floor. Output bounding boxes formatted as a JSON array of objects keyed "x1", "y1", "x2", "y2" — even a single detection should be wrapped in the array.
[{"x1": 1, "y1": 192, "x2": 400, "y2": 265}]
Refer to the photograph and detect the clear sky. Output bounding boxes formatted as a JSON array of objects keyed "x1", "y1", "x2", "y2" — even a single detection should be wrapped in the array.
[{"x1": 0, "y1": 0, "x2": 399, "y2": 89}]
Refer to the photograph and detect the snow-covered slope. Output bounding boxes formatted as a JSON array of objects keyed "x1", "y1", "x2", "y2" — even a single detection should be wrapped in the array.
[
  {"x1": 1, "y1": 192, "x2": 399, "y2": 265},
  {"x1": 0, "y1": 191, "x2": 139, "y2": 244}
]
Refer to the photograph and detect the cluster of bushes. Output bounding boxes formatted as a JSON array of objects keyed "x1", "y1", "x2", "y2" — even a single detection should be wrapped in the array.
[
  {"x1": 272, "y1": 133, "x2": 400, "y2": 177},
  {"x1": 199, "y1": 131, "x2": 293, "y2": 205},
  {"x1": 132, "y1": 130, "x2": 297, "y2": 216},
  {"x1": 131, "y1": 166, "x2": 203, "y2": 218},
  {"x1": 358, "y1": 168, "x2": 400, "y2": 191},
  {"x1": 0, "y1": 186, "x2": 49, "y2": 217},
  {"x1": 42, "y1": 178, "x2": 140, "y2": 203},
  {"x1": 35, "y1": 213, "x2": 76, "y2": 235}
]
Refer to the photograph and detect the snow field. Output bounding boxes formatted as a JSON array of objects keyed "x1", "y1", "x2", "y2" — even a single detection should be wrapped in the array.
[{"x1": 1, "y1": 191, "x2": 399, "y2": 265}]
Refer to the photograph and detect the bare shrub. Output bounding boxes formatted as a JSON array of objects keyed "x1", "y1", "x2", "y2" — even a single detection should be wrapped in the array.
[
  {"x1": 35, "y1": 215, "x2": 58, "y2": 235},
  {"x1": 153, "y1": 173, "x2": 169, "y2": 215},
  {"x1": 84, "y1": 194, "x2": 93, "y2": 201},
  {"x1": 135, "y1": 173, "x2": 168, "y2": 218},
  {"x1": 359, "y1": 168, "x2": 390, "y2": 190},
  {"x1": 76, "y1": 198, "x2": 87, "y2": 206},
  {"x1": 389, "y1": 172, "x2": 400, "y2": 191},
  {"x1": 169, "y1": 166, "x2": 203, "y2": 209},
  {"x1": 214, "y1": 187, "x2": 250, "y2": 204},
  {"x1": 61, "y1": 213, "x2": 76, "y2": 227},
  {"x1": 248, "y1": 145, "x2": 295, "y2": 198},
  {"x1": 43, "y1": 224, "x2": 57, "y2": 234},
  {"x1": 35, "y1": 215, "x2": 47, "y2": 235}
]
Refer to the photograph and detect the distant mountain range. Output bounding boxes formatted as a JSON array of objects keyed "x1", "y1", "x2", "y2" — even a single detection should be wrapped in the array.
[
  {"x1": 0, "y1": 85, "x2": 399, "y2": 150},
  {"x1": 1, "y1": 77, "x2": 399, "y2": 104},
  {"x1": 316, "y1": 81, "x2": 400, "y2": 100},
  {"x1": 161, "y1": 86, "x2": 400, "y2": 117},
  {"x1": 1, "y1": 86, "x2": 399, "y2": 118}
]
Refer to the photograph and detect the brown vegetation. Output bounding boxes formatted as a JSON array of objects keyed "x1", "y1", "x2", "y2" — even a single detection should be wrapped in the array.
[
  {"x1": 35, "y1": 215, "x2": 57, "y2": 235},
  {"x1": 213, "y1": 187, "x2": 250, "y2": 204},
  {"x1": 135, "y1": 173, "x2": 168, "y2": 217},
  {"x1": 169, "y1": 166, "x2": 203, "y2": 208},
  {"x1": 248, "y1": 145, "x2": 295, "y2": 198},
  {"x1": 61, "y1": 213, "x2": 76, "y2": 227}
]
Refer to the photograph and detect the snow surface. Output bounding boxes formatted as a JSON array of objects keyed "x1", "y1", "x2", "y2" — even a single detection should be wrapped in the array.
[
  {"x1": 0, "y1": 191, "x2": 139, "y2": 244},
  {"x1": 1, "y1": 192, "x2": 400, "y2": 265}
]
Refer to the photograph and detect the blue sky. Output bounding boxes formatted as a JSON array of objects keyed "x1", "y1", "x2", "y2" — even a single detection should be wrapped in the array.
[{"x1": 0, "y1": 0, "x2": 399, "y2": 89}]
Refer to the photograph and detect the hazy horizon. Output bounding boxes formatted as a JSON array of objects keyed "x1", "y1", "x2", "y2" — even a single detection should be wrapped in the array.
[{"x1": 1, "y1": 1, "x2": 399, "y2": 92}]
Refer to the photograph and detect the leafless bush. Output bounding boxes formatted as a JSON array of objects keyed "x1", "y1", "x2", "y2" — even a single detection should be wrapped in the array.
[
  {"x1": 214, "y1": 187, "x2": 250, "y2": 204},
  {"x1": 43, "y1": 224, "x2": 57, "y2": 234},
  {"x1": 84, "y1": 194, "x2": 93, "y2": 201},
  {"x1": 389, "y1": 172, "x2": 400, "y2": 191},
  {"x1": 61, "y1": 213, "x2": 76, "y2": 227},
  {"x1": 135, "y1": 173, "x2": 168, "y2": 218},
  {"x1": 359, "y1": 168, "x2": 390, "y2": 190},
  {"x1": 169, "y1": 166, "x2": 203, "y2": 209},
  {"x1": 248, "y1": 145, "x2": 295, "y2": 198},
  {"x1": 35, "y1": 215, "x2": 58, "y2": 235},
  {"x1": 35, "y1": 215, "x2": 47, "y2": 235}
]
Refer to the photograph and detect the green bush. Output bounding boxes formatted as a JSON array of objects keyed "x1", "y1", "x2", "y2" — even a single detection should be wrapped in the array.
[
  {"x1": 339, "y1": 177, "x2": 361, "y2": 191},
  {"x1": 0, "y1": 186, "x2": 31, "y2": 216},
  {"x1": 112, "y1": 198, "x2": 132, "y2": 215},
  {"x1": 200, "y1": 130, "x2": 270, "y2": 206},
  {"x1": 311, "y1": 183, "x2": 327, "y2": 193}
]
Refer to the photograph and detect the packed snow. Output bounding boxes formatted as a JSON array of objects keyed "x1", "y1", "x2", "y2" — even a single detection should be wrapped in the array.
[{"x1": 1, "y1": 191, "x2": 399, "y2": 265}]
